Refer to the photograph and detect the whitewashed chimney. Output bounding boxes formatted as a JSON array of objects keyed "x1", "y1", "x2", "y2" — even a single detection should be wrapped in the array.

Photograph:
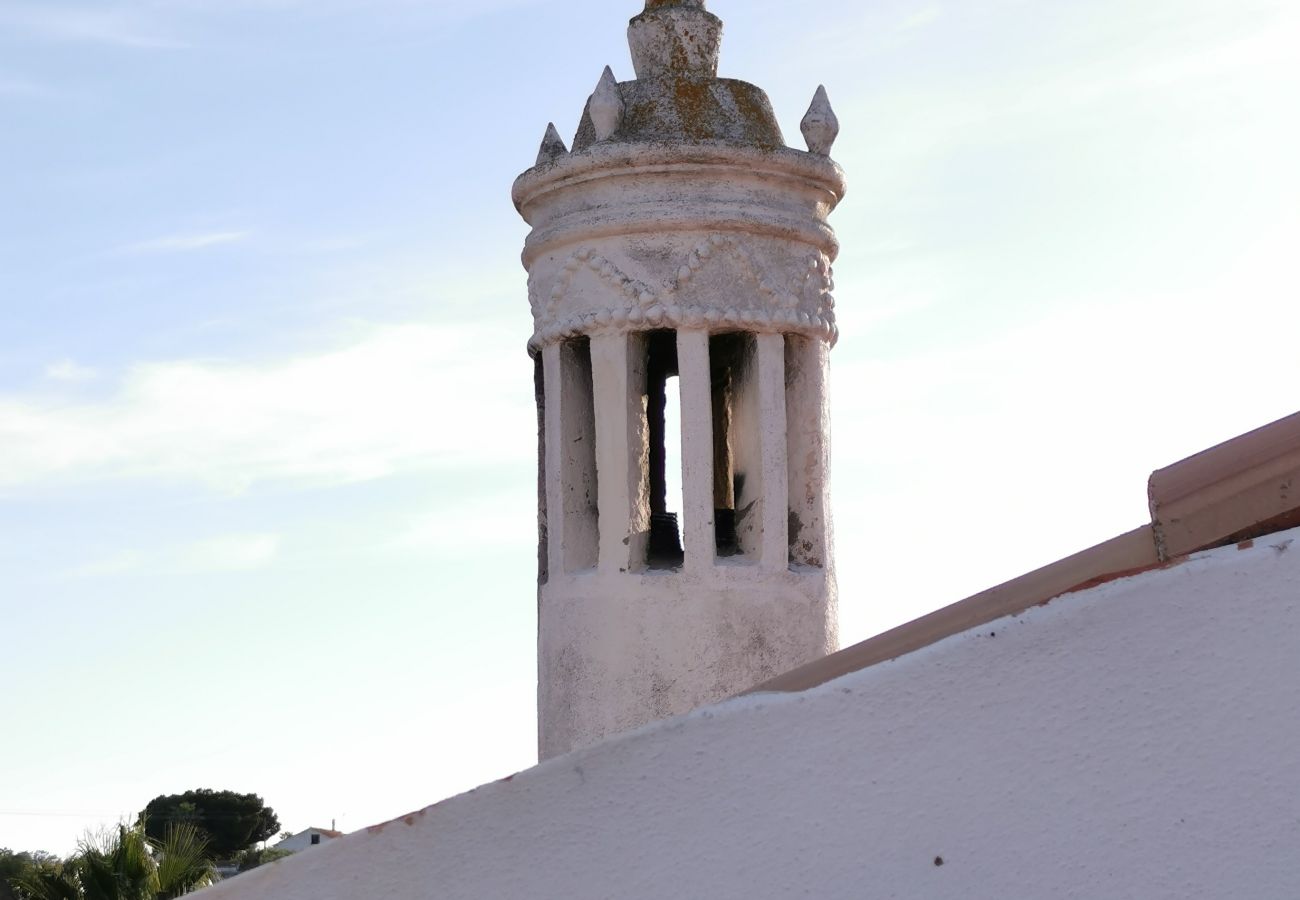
[{"x1": 513, "y1": 0, "x2": 845, "y2": 760}]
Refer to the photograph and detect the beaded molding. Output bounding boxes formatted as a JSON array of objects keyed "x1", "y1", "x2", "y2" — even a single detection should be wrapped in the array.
[{"x1": 527, "y1": 234, "x2": 838, "y2": 352}]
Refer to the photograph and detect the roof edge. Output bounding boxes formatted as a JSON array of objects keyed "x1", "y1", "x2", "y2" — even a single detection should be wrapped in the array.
[
  {"x1": 752, "y1": 407, "x2": 1300, "y2": 697},
  {"x1": 1149, "y1": 410, "x2": 1300, "y2": 559},
  {"x1": 748, "y1": 525, "x2": 1162, "y2": 695}
]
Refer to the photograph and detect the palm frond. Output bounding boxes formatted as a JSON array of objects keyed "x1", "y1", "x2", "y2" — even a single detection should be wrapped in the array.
[
  {"x1": 9, "y1": 868, "x2": 82, "y2": 900},
  {"x1": 151, "y1": 825, "x2": 215, "y2": 900},
  {"x1": 76, "y1": 825, "x2": 159, "y2": 900}
]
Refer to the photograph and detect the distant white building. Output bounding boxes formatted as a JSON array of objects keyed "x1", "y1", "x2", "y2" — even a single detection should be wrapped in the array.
[{"x1": 273, "y1": 827, "x2": 344, "y2": 853}]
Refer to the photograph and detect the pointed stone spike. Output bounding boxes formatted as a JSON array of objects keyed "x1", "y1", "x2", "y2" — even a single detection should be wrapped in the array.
[
  {"x1": 588, "y1": 66, "x2": 624, "y2": 143},
  {"x1": 536, "y1": 122, "x2": 568, "y2": 166},
  {"x1": 801, "y1": 85, "x2": 840, "y2": 157}
]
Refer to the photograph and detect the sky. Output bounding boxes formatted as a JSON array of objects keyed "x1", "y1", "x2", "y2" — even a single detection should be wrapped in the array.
[{"x1": 1, "y1": 0, "x2": 1298, "y2": 855}]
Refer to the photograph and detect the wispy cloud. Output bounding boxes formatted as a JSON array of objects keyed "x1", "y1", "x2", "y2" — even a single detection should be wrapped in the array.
[
  {"x1": 395, "y1": 494, "x2": 535, "y2": 556},
  {"x1": 178, "y1": 533, "x2": 280, "y2": 572},
  {"x1": 0, "y1": 4, "x2": 188, "y2": 49},
  {"x1": 803, "y1": 0, "x2": 1300, "y2": 235},
  {"x1": 0, "y1": 77, "x2": 59, "y2": 98},
  {"x1": 1, "y1": 0, "x2": 543, "y2": 51},
  {"x1": 66, "y1": 550, "x2": 145, "y2": 579},
  {"x1": 898, "y1": 5, "x2": 942, "y2": 33},
  {"x1": 45, "y1": 359, "x2": 99, "y2": 383},
  {"x1": 66, "y1": 533, "x2": 281, "y2": 578},
  {"x1": 0, "y1": 322, "x2": 534, "y2": 494},
  {"x1": 119, "y1": 231, "x2": 251, "y2": 255},
  {"x1": 148, "y1": 0, "x2": 537, "y2": 22}
]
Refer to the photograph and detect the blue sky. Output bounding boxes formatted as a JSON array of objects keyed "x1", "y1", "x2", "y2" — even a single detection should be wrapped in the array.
[{"x1": 2, "y1": 0, "x2": 1297, "y2": 854}]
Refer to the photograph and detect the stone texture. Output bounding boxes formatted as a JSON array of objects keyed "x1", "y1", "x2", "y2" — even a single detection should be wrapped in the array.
[
  {"x1": 800, "y1": 85, "x2": 839, "y2": 157},
  {"x1": 627, "y1": 1, "x2": 722, "y2": 81},
  {"x1": 587, "y1": 66, "x2": 624, "y2": 143},
  {"x1": 514, "y1": 147, "x2": 845, "y2": 354},
  {"x1": 572, "y1": 77, "x2": 785, "y2": 151},
  {"x1": 517, "y1": 1, "x2": 846, "y2": 759},
  {"x1": 535, "y1": 122, "x2": 568, "y2": 166}
]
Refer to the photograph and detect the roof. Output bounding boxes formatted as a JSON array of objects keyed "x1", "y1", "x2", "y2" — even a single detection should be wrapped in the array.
[
  {"x1": 1149, "y1": 410, "x2": 1300, "y2": 559},
  {"x1": 282, "y1": 827, "x2": 343, "y2": 839},
  {"x1": 751, "y1": 409, "x2": 1300, "y2": 695},
  {"x1": 184, "y1": 518, "x2": 1300, "y2": 899}
]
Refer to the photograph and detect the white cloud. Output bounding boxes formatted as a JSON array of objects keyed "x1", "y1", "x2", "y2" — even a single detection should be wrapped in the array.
[
  {"x1": 809, "y1": 0, "x2": 1298, "y2": 177},
  {"x1": 0, "y1": 4, "x2": 188, "y2": 49},
  {"x1": 119, "y1": 231, "x2": 251, "y2": 255},
  {"x1": 66, "y1": 533, "x2": 281, "y2": 578},
  {"x1": 1132, "y1": 8, "x2": 1300, "y2": 88},
  {"x1": 45, "y1": 359, "x2": 99, "y2": 383},
  {"x1": 898, "y1": 6, "x2": 942, "y2": 33},
  {"x1": 148, "y1": 0, "x2": 538, "y2": 20},
  {"x1": 0, "y1": 0, "x2": 539, "y2": 52},
  {"x1": 395, "y1": 494, "x2": 536, "y2": 556},
  {"x1": 0, "y1": 77, "x2": 58, "y2": 98},
  {"x1": 0, "y1": 321, "x2": 535, "y2": 494},
  {"x1": 177, "y1": 533, "x2": 280, "y2": 572},
  {"x1": 66, "y1": 550, "x2": 145, "y2": 579}
]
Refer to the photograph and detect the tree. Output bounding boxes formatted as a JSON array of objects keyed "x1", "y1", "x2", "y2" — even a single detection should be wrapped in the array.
[
  {"x1": 233, "y1": 848, "x2": 291, "y2": 874},
  {"x1": 138, "y1": 791, "x2": 279, "y2": 861},
  {"x1": 9, "y1": 824, "x2": 214, "y2": 900},
  {"x1": 1, "y1": 851, "x2": 62, "y2": 900},
  {"x1": 150, "y1": 826, "x2": 215, "y2": 900},
  {"x1": 70, "y1": 825, "x2": 157, "y2": 900}
]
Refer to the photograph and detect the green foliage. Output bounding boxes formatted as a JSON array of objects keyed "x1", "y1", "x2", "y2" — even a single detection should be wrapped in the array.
[
  {"x1": 9, "y1": 868, "x2": 80, "y2": 900},
  {"x1": 138, "y1": 791, "x2": 279, "y2": 861},
  {"x1": 151, "y1": 827, "x2": 214, "y2": 900},
  {"x1": 75, "y1": 826, "x2": 156, "y2": 900},
  {"x1": 234, "y1": 848, "x2": 291, "y2": 873},
  {"x1": 7, "y1": 825, "x2": 214, "y2": 900},
  {"x1": 1, "y1": 851, "x2": 63, "y2": 900}
]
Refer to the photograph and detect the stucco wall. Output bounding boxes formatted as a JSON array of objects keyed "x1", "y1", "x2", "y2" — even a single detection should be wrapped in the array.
[
  {"x1": 271, "y1": 830, "x2": 336, "y2": 853},
  {"x1": 201, "y1": 526, "x2": 1300, "y2": 899}
]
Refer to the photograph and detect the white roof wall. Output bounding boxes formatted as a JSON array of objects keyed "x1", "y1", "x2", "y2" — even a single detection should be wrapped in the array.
[
  {"x1": 197, "y1": 525, "x2": 1300, "y2": 899},
  {"x1": 271, "y1": 830, "x2": 338, "y2": 853}
]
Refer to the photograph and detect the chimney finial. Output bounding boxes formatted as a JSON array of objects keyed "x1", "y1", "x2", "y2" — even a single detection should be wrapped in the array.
[
  {"x1": 801, "y1": 85, "x2": 840, "y2": 157},
  {"x1": 588, "y1": 67, "x2": 625, "y2": 142},
  {"x1": 628, "y1": 0, "x2": 722, "y2": 81},
  {"x1": 536, "y1": 122, "x2": 569, "y2": 166}
]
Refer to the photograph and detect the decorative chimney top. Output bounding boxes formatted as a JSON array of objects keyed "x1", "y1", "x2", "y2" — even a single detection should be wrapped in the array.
[
  {"x1": 513, "y1": 4, "x2": 846, "y2": 354},
  {"x1": 627, "y1": 0, "x2": 722, "y2": 80},
  {"x1": 561, "y1": 2, "x2": 793, "y2": 151},
  {"x1": 514, "y1": 2, "x2": 844, "y2": 760}
]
